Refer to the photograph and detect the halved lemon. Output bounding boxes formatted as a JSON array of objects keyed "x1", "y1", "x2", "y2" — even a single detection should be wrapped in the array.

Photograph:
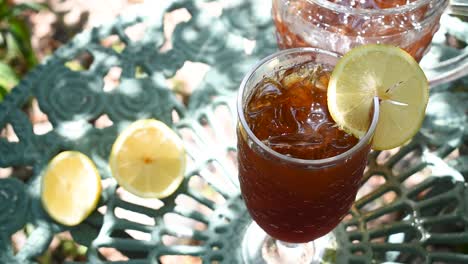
[
  {"x1": 109, "y1": 119, "x2": 186, "y2": 198},
  {"x1": 327, "y1": 44, "x2": 429, "y2": 150},
  {"x1": 41, "y1": 151, "x2": 102, "y2": 226}
]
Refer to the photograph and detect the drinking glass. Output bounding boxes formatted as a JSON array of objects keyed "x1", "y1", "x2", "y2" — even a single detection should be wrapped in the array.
[
  {"x1": 237, "y1": 48, "x2": 380, "y2": 263},
  {"x1": 272, "y1": 0, "x2": 449, "y2": 62}
]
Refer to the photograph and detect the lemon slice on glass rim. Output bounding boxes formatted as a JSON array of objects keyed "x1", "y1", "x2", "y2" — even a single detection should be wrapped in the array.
[
  {"x1": 41, "y1": 151, "x2": 102, "y2": 226},
  {"x1": 327, "y1": 44, "x2": 429, "y2": 150},
  {"x1": 109, "y1": 119, "x2": 186, "y2": 198}
]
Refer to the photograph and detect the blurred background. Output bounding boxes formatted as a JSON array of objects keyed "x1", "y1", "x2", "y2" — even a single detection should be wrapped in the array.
[{"x1": 0, "y1": 0, "x2": 147, "y2": 102}]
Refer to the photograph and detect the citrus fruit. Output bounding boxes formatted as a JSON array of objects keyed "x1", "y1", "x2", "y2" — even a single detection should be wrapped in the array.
[
  {"x1": 109, "y1": 119, "x2": 186, "y2": 198},
  {"x1": 41, "y1": 151, "x2": 102, "y2": 226},
  {"x1": 327, "y1": 44, "x2": 429, "y2": 150}
]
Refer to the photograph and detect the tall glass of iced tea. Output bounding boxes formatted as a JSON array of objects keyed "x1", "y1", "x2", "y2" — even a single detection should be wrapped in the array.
[
  {"x1": 272, "y1": 0, "x2": 449, "y2": 62},
  {"x1": 237, "y1": 48, "x2": 379, "y2": 263}
]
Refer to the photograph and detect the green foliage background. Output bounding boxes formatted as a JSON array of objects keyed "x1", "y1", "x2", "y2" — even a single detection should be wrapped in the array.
[{"x1": 0, "y1": 0, "x2": 44, "y2": 101}]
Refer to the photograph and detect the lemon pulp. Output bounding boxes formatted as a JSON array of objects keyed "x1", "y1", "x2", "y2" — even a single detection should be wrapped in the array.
[
  {"x1": 109, "y1": 119, "x2": 186, "y2": 198},
  {"x1": 327, "y1": 44, "x2": 429, "y2": 150},
  {"x1": 41, "y1": 151, "x2": 102, "y2": 226}
]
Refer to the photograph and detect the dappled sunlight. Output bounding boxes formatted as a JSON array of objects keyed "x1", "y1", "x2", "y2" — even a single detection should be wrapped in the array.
[{"x1": 56, "y1": 120, "x2": 92, "y2": 140}]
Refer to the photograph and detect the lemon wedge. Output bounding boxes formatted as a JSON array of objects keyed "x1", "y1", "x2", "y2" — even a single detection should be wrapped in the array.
[
  {"x1": 327, "y1": 44, "x2": 429, "y2": 150},
  {"x1": 109, "y1": 119, "x2": 186, "y2": 198},
  {"x1": 41, "y1": 151, "x2": 102, "y2": 226}
]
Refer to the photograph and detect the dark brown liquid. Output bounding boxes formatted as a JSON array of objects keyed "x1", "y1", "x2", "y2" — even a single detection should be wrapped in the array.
[
  {"x1": 238, "y1": 63, "x2": 371, "y2": 242},
  {"x1": 245, "y1": 64, "x2": 358, "y2": 159}
]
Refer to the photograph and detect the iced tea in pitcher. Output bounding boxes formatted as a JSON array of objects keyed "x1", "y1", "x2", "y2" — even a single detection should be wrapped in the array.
[{"x1": 272, "y1": 0, "x2": 449, "y2": 61}]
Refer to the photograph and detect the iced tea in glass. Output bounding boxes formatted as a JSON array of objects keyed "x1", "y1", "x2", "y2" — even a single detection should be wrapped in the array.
[
  {"x1": 237, "y1": 48, "x2": 379, "y2": 263},
  {"x1": 272, "y1": 0, "x2": 449, "y2": 61}
]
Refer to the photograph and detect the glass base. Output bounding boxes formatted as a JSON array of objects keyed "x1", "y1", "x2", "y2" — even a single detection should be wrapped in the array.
[{"x1": 241, "y1": 222, "x2": 338, "y2": 264}]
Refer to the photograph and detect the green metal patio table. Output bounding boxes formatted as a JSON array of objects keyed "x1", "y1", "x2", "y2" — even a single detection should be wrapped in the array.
[{"x1": 0, "y1": 0, "x2": 467, "y2": 263}]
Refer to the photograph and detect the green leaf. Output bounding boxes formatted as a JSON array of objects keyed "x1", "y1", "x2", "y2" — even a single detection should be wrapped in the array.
[
  {"x1": 0, "y1": 61, "x2": 19, "y2": 90},
  {"x1": 4, "y1": 31, "x2": 22, "y2": 62},
  {"x1": 322, "y1": 248, "x2": 337, "y2": 264},
  {"x1": 8, "y1": 18, "x2": 37, "y2": 68},
  {"x1": 0, "y1": 85, "x2": 7, "y2": 102},
  {"x1": 0, "y1": 0, "x2": 10, "y2": 19}
]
